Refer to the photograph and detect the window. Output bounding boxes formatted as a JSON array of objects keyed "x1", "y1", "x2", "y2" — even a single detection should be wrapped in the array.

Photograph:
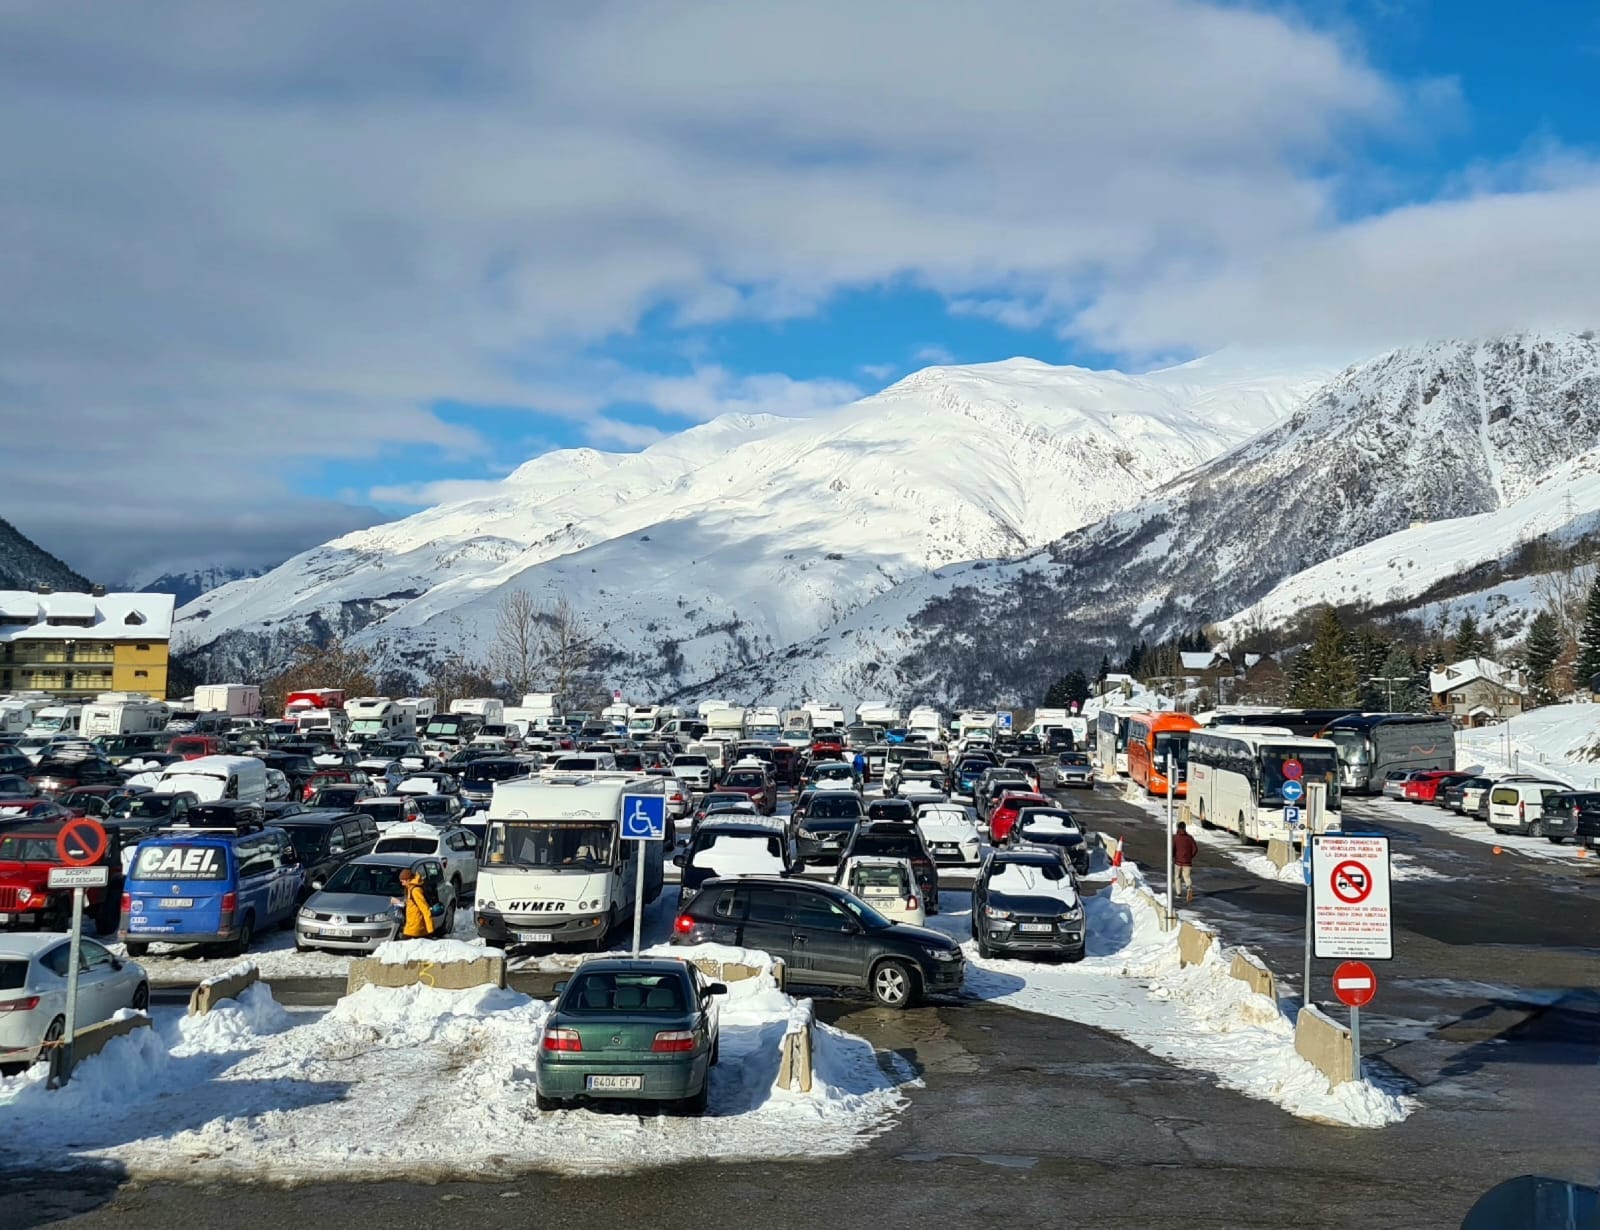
[
  {"x1": 40, "y1": 945, "x2": 73, "y2": 978},
  {"x1": 712, "y1": 886, "x2": 748, "y2": 920},
  {"x1": 134, "y1": 670, "x2": 149, "y2": 679},
  {"x1": 80, "y1": 940, "x2": 115, "y2": 971}
]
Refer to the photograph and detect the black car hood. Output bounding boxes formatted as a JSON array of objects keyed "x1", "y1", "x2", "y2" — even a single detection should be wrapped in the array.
[
  {"x1": 879, "y1": 920, "x2": 959, "y2": 951},
  {"x1": 989, "y1": 891, "x2": 1080, "y2": 915}
]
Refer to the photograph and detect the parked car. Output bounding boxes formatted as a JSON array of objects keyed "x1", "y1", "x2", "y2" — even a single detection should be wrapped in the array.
[
  {"x1": 107, "y1": 790, "x2": 200, "y2": 828},
  {"x1": 458, "y1": 758, "x2": 532, "y2": 812},
  {"x1": 0, "y1": 819, "x2": 145, "y2": 934},
  {"x1": 806, "y1": 761, "x2": 860, "y2": 793},
  {"x1": 28, "y1": 754, "x2": 121, "y2": 797},
  {"x1": 353, "y1": 796, "x2": 424, "y2": 827},
  {"x1": 914, "y1": 802, "x2": 983, "y2": 865},
  {"x1": 411, "y1": 793, "x2": 467, "y2": 826},
  {"x1": 306, "y1": 783, "x2": 373, "y2": 811},
  {"x1": 794, "y1": 792, "x2": 867, "y2": 865},
  {"x1": 1002, "y1": 758, "x2": 1042, "y2": 793},
  {"x1": 951, "y1": 758, "x2": 994, "y2": 800},
  {"x1": 674, "y1": 820, "x2": 795, "y2": 906},
  {"x1": 370, "y1": 822, "x2": 479, "y2": 904},
  {"x1": 0, "y1": 933, "x2": 149, "y2": 1072},
  {"x1": 987, "y1": 791, "x2": 1053, "y2": 843},
  {"x1": 294, "y1": 855, "x2": 454, "y2": 952},
  {"x1": 1007, "y1": 807, "x2": 1091, "y2": 875},
  {"x1": 671, "y1": 754, "x2": 713, "y2": 793},
  {"x1": 0, "y1": 798, "x2": 71, "y2": 826},
  {"x1": 302, "y1": 769, "x2": 374, "y2": 802},
  {"x1": 835, "y1": 855, "x2": 925, "y2": 926},
  {"x1": 1442, "y1": 774, "x2": 1493, "y2": 814},
  {"x1": 866, "y1": 798, "x2": 917, "y2": 825},
  {"x1": 1053, "y1": 750, "x2": 1095, "y2": 789},
  {"x1": 837, "y1": 821, "x2": 939, "y2": 914},
  {"x1": 719, "y1": 763, "x2": 777, "y2": 815},
  {"x1": 1381, "y1": 770, "x2": 1423, "y2": 799},
  {"x1": 971, "y1": 848, "x2": 1086, "y2": 961},
  {"x1": 1401, "y1": 770, "x2": 1467, "y2": 804},
  {"x1": 273, "y1": 810, "x2": 382, "y2": 896},
  {"x1": 690, "y1": 791, "x2": 758, "y2": 836},
  {"x1": 672, "y1": 876, "x2": 963, "y2": 1008},
  {"x1": 57, "y1": 784, "x2": 147, "y2": 819},
  {"x1": 535, "y1": 957, "x2": 725, "y2": 1114},
  {"x1": 1543, "y1": 792, "x2": 1600, "y2": 848},
  {"x1": 1486, "y1": 780, "x2": 1569, "y2": 838},
  {"x1": 974, "y1": 770, "x2": 1030, "y2": 818},
  {"x1": 884, "y1": 757, "x2": 945, "y2": 796}
]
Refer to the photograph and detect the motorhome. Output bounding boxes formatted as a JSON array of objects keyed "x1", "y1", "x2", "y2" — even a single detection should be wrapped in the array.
[
  {"x1": 908, "y1": 706, "x2": 944, "y2": 741},
  {"x1": 283, "y1": 689, "x2": 345, "y2": 720},
  {"x1": 802, "y1": 701, "x2": 850, "y2": 732},
  {"x1": 155, "y1": 754, "x2": 268, "y2": 804},
  {"x1": 705, "y1": 707, "x2": 746, "y2": 740},
  {"x1": 23, "y1": 704, "x2": 82, "y2": 737},
  {"x1": 294, "y1": 706, "x2": 350, "y2": 742},
  {"x1": 450, "y1": 697, "x2": 505, "y2": 728},
  {"x1": 80, "y1": 694, "x2": 170, "y2": 738},
  {"x1": 346, "y1": 696, "x2": 416, "y2": 745},
  {"x1": 192, "y1": 684, "x2": 262, "y2": 718},
  {"x1": 745, "y1": 707, "x2": 782, "y2": 740},
  {"x1": 0, "y1": 694, "x2": 54, "y2": 734},
  {"x1": 856, "y1": 702, "x2": 901, "y2": 728},
  {"x1": 696, "y1": 699, "x2": 732, "y2": 720},
  {"x1": 627, "y1": 705, "x2": 660, "y2": 736},
  {"x1": 474, "y1": 778, "x2": 666, "y2": 949},
  {"x1": 398, "y1": 696, "x2": 437, "y2": 726}
]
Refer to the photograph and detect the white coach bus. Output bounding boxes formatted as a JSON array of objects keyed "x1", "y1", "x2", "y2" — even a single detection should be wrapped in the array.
[{"x1": 1186, "y1": 726, "x2": 1342, "y2": 843}]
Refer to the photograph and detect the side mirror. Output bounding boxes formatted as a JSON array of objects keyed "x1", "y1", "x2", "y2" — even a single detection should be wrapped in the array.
[
  {"x1": 705, "y1": 983, "x2": 727, "y2": 997},
  {"x1": 553, "y1": 980, "x2": 568, "y2": 995},
  {"x1": 111, "y1": 958, "x2": 124, "y2": 971},
  {"x1": 329, "y1": 843, "x2": 344, "y2": 855},
  {"x1": 310, "y1": 877, "x2": 325, "y2": 892}
]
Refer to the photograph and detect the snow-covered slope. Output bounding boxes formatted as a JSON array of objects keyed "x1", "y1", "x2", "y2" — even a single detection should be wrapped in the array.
[{"x1": 175, "y1": 355, "x2": 1325, "y2": 683}]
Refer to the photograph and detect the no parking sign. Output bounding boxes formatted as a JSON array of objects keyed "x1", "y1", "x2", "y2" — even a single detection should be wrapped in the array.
[{"x1": 1311, "y1": 834, "x2": 1392, "y2": 960}]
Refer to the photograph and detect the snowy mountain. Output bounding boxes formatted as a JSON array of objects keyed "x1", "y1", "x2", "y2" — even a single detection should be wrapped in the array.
[
  {"x1": 700, "y1": 331, "x2": 1600, "y2": 704},
  {"x1": 127, "y1": 565, "x2": 268, "y2": 607},
  {"x1": 0, "y1": 516, "x2": 91, "y2": 593},
  {"x1": 173, "y1": 355, "x2": 1326, "y2": 683}
]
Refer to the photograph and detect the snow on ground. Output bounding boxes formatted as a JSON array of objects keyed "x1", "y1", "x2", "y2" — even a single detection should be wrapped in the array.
[
  {"x1": 0, "y1": 955, "x2": 908, "y2": 1181},
  {"x1": 928, "y1": 864, "x2": 1414, "y2": 1128},
  {"x1": 1455, "y1": 703, "x2": 1600, "y2": 791},
  {"x1": 1351, "y1": 797, "x2": 1594, "y2": 865}
]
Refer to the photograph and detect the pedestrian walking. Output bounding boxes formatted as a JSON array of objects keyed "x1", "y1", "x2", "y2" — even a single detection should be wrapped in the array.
[
  {"x1": 852, "y1": 750, "x2": 867, "y2": 785},
  {"x1": 1173, "y1": 820, "x2": 1198, "y2": 902},
  {"x1": 398, "y1": 869, "x2": 437, "y2": 939}
]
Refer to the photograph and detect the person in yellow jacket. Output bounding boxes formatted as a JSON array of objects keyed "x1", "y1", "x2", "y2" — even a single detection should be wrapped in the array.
[{"x1": 398, "y1": 869, "x2": 436, "y2": 939}]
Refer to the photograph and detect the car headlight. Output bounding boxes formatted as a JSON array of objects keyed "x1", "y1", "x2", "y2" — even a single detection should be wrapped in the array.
[
  {"x1": 984, "y1": 905, "x2": 1013, "y2": 920},
  {"x1": 797, "y1": 828, "x2": 818, "y2": 840},
  {"x1": 924, "y1": 946, "x2": 960, "y2": 962},
  {"x1": 1061, "y1": 905, "x2": 1084, "y2": 921},
  {"x1": 298, "y1": 907, "x2": 316, "y2": 921}
]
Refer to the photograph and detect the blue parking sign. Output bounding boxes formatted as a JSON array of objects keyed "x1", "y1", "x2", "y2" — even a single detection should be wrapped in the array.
[
  {"x1": 1283, "y1": 805, "x2": 1302, "y2": 826},
  {"x1": 621, "y1": 793, "x2": 667, "y2": 841}
]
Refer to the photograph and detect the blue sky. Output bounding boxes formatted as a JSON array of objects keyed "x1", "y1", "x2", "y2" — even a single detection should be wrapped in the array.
[{"x1": 4, "y1": 1, "x2": 1599, "y2": 579}]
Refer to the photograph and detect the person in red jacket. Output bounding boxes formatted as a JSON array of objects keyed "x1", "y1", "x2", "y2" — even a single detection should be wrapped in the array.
[{"x1": 1173, "y1": 821, "x2": 1199, "y2": 902}]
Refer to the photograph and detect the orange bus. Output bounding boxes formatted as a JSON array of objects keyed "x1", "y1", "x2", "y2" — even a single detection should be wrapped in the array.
[{"x1": 1126, "y1": 712, "x2": 1200, "y2": 797}]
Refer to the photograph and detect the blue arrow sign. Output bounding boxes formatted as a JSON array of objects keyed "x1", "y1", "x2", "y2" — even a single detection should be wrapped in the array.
[
  {"x1": 1281, "y1": 778, "x2": 1305, "y2": 803},
  {"x1": 620, "y1": 793, "x2": 667, "y2": 841}
]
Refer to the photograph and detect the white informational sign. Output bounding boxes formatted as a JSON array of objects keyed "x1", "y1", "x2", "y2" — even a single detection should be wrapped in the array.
[
  {"x1": 1311, "y1": 834, "x2": 1392, "y2": 960},
  {"x1": 48, "y1": 866, "x2": 110, "y2": 888}
]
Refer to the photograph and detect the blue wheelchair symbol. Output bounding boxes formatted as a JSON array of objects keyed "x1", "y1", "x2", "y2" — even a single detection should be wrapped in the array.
[{"x1": 621, "y1": 794, "x2": 667, "y2": 841}]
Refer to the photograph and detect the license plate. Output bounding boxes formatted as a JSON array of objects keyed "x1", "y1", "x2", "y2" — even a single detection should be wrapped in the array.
[
  {"x1": 1019, "y1": 923, "x2": 1054, "y2": 933},
  {"x1": 587, "y1": 1074, "x2": 642, "y2": 1091},
  {"x1": 320, "y1": 927, "x2": 353, "y2": 937},
  {"x1": 158, "y1": 898, "x2": 193, "y2": 908},
  {"x1": 514, "y1": 930, "x2": 553, "y2": 943}
]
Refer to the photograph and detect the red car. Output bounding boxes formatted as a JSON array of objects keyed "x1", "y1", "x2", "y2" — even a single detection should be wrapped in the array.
[
  {"x1": 987, "y1": 791, "x2": 1053, "y2": 843},
  {"x1": 168, "y1": 735, "x2": 227, "y2": 760},
  {"x1": 719, "y1": 763, "x2": 777, "y2": 815},
  {"x1": 301, "y1": 767, "x2": 374, "y2": 802},
  {"x1": 0, "y1": 819, "x2": 132, "y2": 934},
  {"x1": 1401, "y1": 770, "x2": 1462, "y2": 803}
]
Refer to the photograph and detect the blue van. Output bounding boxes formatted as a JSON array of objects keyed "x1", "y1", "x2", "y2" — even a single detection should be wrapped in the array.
[{"x1": 119, "y1": 806, "x2": 304, "y2": 957}]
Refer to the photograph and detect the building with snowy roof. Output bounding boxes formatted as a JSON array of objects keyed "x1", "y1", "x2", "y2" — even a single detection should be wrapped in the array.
[
  {"x1": 1428, "y1": 657, "x2": 1525, "y2": 726},
  {"x1": 0, "y1": 588, "x2": 175, "y2": 699}
]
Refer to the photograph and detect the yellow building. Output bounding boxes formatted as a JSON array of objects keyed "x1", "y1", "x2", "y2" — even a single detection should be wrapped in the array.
[{"x1": 0, "y1": 589, "x2": 175, "y2": 699}]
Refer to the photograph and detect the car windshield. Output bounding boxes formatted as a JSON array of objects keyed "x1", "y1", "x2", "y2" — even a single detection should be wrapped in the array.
[
  {"x1": 484, "y1": 823, "x2": 612, "y2": 869},
  {"x1": 323, "y1": 863, "x2": 405, "y2": 896},
  {"x1": 725, "y1": 771, "x2": 764, "y2": 788},
  {"x1": 355, "y1": 801, "x2": 405, "y2": 818},
  {"x1": 0, "y1": 835, "x2": 61, "y2": 862},
  {"x1": 374, "y1": 836, "x2": 437, "y2": 854},
  {"x1": 1018, "y1": 810, "x2": 1081, "y2": 836},
  {"x1": 1058, "y1": 752, "x2": 1089, "y2": 766},
  {"x1": 414, "y1": 797, "x2": 453, "y2": 819},
  {"x1": 278, "y1": 825, "x2": 329, "y2": 862},
  {"x1": 808, "y1": 796, "x2": 863, "y2": 820},
  {"x1": 563, "y1": 970, "x2": 687, "y2": 1014},
  {"x1": 133, "y1": 843, "x2": 228, "y2": 880},
  {"x1": 463, "y1": 762, "x2": 526, "y2": 784},
  {"x1": 674, "y1": 756, "x2": 708, "y2": 767},
  {"x1": 902, "y1": 760, "x2": 941, "y2": 772}
]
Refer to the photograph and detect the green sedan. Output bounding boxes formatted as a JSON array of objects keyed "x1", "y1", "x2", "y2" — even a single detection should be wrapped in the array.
[{"x1": 536, "y1": 957, "x2": 726, "y2": 1115}]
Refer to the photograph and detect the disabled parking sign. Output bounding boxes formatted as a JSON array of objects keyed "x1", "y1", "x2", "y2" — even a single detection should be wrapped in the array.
[{"x1": 620, "y1": 793, "x2": 667, "y2": 841}]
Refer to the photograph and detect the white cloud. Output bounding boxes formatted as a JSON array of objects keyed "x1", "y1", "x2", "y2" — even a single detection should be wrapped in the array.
[
  {"x1": 950, "y1": 298, "x2": 1053, "y2": 330},
  {"x1": 912, "y1": 345, "x2": 955, "y2": 365},
  {"x1": 858, "y1": 362, "x2": 898, "y2": 382},
  {"x1": 628, "y1": 366, "x2": 861, "y2": 422},
  {"x1": 584, "y1": 417, "x2": 670, "y2": 449}
]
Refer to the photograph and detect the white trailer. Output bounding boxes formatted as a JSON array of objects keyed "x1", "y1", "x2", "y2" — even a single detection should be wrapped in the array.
[
  {"x1": 80, "y1": 695, "x2": 170, "y2": 738},
  {"x1": 192, "y1": 684, "x2": 262, "y2": 717},
  {"x1": 450, "y1": 697, "x2": 505, "y2": 727},
  {"x1": 0, "y1": 694, "x2": 53, "y2": 734}
]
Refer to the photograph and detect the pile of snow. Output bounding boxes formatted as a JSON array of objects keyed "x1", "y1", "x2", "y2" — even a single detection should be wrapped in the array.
[
  {"x1": 1456, "y1": 703, "x2": 1600, "y2": 789},
  {"x1": 373, "y1": 938, "x2": 503, "y2": 965},
  {"x1": 987, "y1": 862, "x2": 1079, "y2": 906},
  {"x1": 0, "y1": 944, "x2": 906, "y2": 1180},
  {"x1": 930, "y1": 863, "x2": 1413, "y2": 1128}
]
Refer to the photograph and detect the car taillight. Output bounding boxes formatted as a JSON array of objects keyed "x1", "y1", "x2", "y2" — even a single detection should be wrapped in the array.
[
  {"x1": 907, "y1": 896, "x2": 919, "y2": 910},
  {"x1": 0, "y1": 996, "x2": 40, "y2": 1012},
  {"x1": 674, "y1": 914, "x2": 695, "y2": 934},
  {"x1": 1519, "y1": 802, "x2": 1526, "y2": 820},
  {"x1": 651, "y1": 1030, "x2": 696, "y2": 1053},
  {"x1": 121, "y1": 893, "x2": 131, "y2": 914},
  {"x1": 220, "y1": 892, "x2": 237, "y2": 914},
  {"x1": 542, "y1": 1028, "x2": 582, "y2": 1052}
]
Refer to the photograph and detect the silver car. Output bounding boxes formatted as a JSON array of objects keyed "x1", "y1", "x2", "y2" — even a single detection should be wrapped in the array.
[
  {"x1": 0, "y1": 933, "x2": 148, "y2": 1072},
  {"x1": 294, "y1": 854, "x2": 455, "y2": 953},
  {"x1": 1053, "y1": 753, "x2": 1094, "y2": 789}
]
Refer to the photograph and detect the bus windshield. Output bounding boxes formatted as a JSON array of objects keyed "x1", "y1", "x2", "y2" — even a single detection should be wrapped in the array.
[
  {"x1": 1324, "y1": 728, "x2": 1369, "y2": 768},
  {"x1": 1259, "y1": 748, "x2": 1341, "y2": 809},
  {"x1": 1151, "y1": 733, "x2": 1190, "y2": 770},
  {"x1": 484, "y1": 822, "x2": 613, "y2": 870}
]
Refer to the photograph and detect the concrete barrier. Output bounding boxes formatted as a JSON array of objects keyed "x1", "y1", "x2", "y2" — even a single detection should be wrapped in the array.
[
  {"x1": 347, "y1": 952, "x2": 507, "y2": 995},
  {"x1": 1177, "y1": 920, "x2": 1215, "y2": 968},
  {"x1": 688, "y1": 958, "x2": 785, "y2": 991},
  {"x1": 776, "y1": 999, "x2": 814, "y2": 1094},
  {"x1": 1266, "y1": 838, "x2": 1296, "y2": 870},
  {"x1": 1228, "y1": 949, "x2": 1277, "y2": 1000},
  {"x1": 73, "y1": 1011, "x2": 152, "y2": 1062},
  {"x1": 188, "y1": 962, "x2": 260, "y2": 1015},
  {"x1": 1295, "y1": 1005, "x2": 1355, "y2": 1086}
]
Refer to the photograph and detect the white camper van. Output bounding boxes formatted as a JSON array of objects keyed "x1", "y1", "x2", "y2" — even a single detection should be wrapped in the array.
[
  {"x1": 80, "y1": 694, "x2": 170, "y2": 738},
  {"x1": 474, "y1": 778, "x2": 667, "y2": 949},
  {"x1": 156, "y1": 754, "x2": 268, "y2": 804},
  {"x1": 346, "y1": 696, "x2": 415, "y2": 745},
  {"x1": 192, "y1": 684, "x2": 262, "y2": 718},
  {"x1": 450, "y1": 697, "x2": 505, "y2": 728},
  {"x1": 24, "y1": 704, "x2": 82, "y2": 737}
]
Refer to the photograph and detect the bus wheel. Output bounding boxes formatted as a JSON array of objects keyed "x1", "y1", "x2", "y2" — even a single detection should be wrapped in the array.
[{"x1": 1197, "y1": 805, "x2": 1213, "y2": 831}]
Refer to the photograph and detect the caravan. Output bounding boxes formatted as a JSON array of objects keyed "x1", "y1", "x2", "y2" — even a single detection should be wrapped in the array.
[
  {"x1": 23, "y1": 704, "x2": 82, "y2": 737},
  {"x1": 81, "y1": 694, "x2": 170, "y2": 738},
  {"x1": 474, "y1": 778, "x2": 666, "y2": 949},
  {"x1": 346, "y1": 697, "x2": 415, "y2": 745}
]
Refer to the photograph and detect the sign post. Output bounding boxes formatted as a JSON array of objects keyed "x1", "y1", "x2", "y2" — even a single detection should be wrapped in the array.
[
  {"x1": 47, "y1": 820, "x2": 109, "y2": 1089},
  {"x1": 620, "y1": 793, "x2": 668, "y2": 957},
  {"x1": 1164, "y1": 751, "x2": 1175, "y2": 928},
  {"x1": 1313, "y1": 835, "x2": 1392, "y2": 1077},
  {"x1": 1333, "y1": 960, "x2": 1378, "y2": 1082}
]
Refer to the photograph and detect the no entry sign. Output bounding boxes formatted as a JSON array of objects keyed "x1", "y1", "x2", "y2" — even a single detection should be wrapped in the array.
[
  {"x1": 1311, "y1": 834, "x2": 1392, "y2": 960},
  {"x1": 1333, "y1": 961, "x2": 1377, "y2": 1007}
]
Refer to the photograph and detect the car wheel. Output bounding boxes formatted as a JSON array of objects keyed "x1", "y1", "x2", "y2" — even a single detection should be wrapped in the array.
[
  {"x1": 1528, "y1": 818, "x2": 1545, "y2": 839},
  {"x1": 229, "y1": 917, "x2": 255, "y2": 958},
  {"x1": 131, "y1": 982, "x2": 150, "y2": 1011},
  {"x1": 975, "y1": 931, "x2": 993, "y2": 960},
  {"x1": 870, "y1": 959, "x2": 916, "y2": 1009},
  {"x1": 36, "y1": 1016, "x2": 65, "y2": 1065},
  {"x1": 1548, "y1": 835, "x2": 1567, "y2": 845},
  {"x1": 123, "y1": 941, "x2": 149, "y2": 958},
  {"x1": 535, "y1": 1091, "x2": 562, "y2": 1113}
]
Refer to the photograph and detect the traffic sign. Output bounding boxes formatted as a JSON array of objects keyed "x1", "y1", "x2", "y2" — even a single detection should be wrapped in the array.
[
  {"x1": 1311, "y1": 834, "x2": 1392, "y2": 959},
  {"x1": 1282, "y1": 758, "x2": 1305, "y2": 781},
  {"x1": 1283, "y1": 805, "x2": 1302, "y2": 827},
  {"x1": 56, "y1": 818, "x2": 107, "y2": 867},
  {"x1": 1333, "y1": 960, "x2": 1377, "y2": 1007},
  {"x1": 620, "y1": 793, "x2": 667, "y2": 841},
  {"x1": 1281, "y1": 778, "x2": 1305, "y2": 803},
  {"x1": 48, "y1": 866, "x2": 109, "y2": 889}
]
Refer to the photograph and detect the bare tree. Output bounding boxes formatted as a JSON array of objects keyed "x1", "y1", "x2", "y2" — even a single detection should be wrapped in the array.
[
  {"x1": 1531, "y1": 540, "x2": 1596, "y2": 650},
  {"x1": 538, "y1": 595, "x2": 599, "y2": 702},
  {"x1": 263, "y1": 637, "x2": 378, "y2": 715},
  {"x1": 490, "y1": 590, "x2": 543, "y2": 697},
  {"x1": 424, "y1": 651, "x2": 497, "y2": 710}
]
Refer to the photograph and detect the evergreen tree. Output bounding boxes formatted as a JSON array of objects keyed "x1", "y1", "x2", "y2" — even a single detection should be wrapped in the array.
[
  {"x1": 1453, "y1": 613, "x2": 1488, "y2": 662},
  {"x1": 1291, "y1": 608, "x2": 1359, "y2": 707},
  {"x1": 1098, "y1": 654, "x2": 1111, "y2": 684},
  {"x1": 1375, "y1": 645, "x2": 1421, "y2": 712},
  {"x1": 1524, "y1": 610, "x2": 1562, "y2": 706},
  {"x1": 1578, "y1": 576, "x2": 1600, "y2": 687}
]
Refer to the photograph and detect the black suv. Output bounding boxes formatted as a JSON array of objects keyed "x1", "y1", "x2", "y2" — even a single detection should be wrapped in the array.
[
  {"x1": 971, "y1": 848, "x2": 1086, "y2": 961},
  {"x1": 673, "y1": 820, "x2": 797, "y2": 905},
  {"x1": 795, "y1": 792, "x2": 866, "y2": 864},
  {"x1": 273, "y1": 809, "x2": 381, "y2": 896},
  {"x1": 1545, "y1": 792, "x2": 1600, "y2": 848},
  {"x1": 838, "y1": 821, "x2": 939, "y2": 913},
  {"x1": 673, "y1": 876, "x2": 963, "y2": 1008}
]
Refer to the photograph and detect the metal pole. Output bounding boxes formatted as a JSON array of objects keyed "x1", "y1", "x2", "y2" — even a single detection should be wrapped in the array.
[
  {"x1": 1303, "y1": 838, "x2": 1313, "y2": 1012},
  {"x1": 630, "y1": 843, "x2": 646, "y2": 958},
  {"x1": 1351, "y1": 1004, "x2": 1362, "y2": 1083},
  {"x1": 1165, "y1": 752, "x2": 1175, "y2": 927},
  {"x1": 53, "y1": 887, "x2": 85, "y2": 1088}
]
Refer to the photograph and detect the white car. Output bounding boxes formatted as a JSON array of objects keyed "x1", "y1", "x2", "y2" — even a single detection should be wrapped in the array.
[
  {"x1": 916, "y1": 802, "x2": 984, "y2": 865},
  {"x1": 672, "y1": 754, "x2": 714, "y2": 792},
  {"x1": 898, "y1": 779, "x2": 948, "y2": 806},
  {"x1": 370, "y1": 822, "x2": 480, "y2": 902},
  {"x1": 835, "y1": 855, "x2": 926, "y2": 926},
  {"x1": 264, "y1": 767, "x2": 291, "y2": 802},
  {"x1": 0, "y1": 934, "x2": 148, "y2": 1071}
]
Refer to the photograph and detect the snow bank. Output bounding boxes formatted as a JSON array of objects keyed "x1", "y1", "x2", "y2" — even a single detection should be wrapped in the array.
[
  {"x1": 174, "y1": 982, "x2": 292, "y2": 1055},
  {"x1": 373, "y1": 937, "x2": 502, "y2": 965}
]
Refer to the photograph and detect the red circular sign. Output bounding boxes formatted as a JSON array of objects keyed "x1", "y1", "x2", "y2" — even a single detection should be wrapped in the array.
[
  {"x1": 1282, "y1": 758, "x2": 1305, "y2": 781},
  {"x1": 57, "y1": 817, "x2": 108, "y2": 867},
  {"x1": 1330, "y1": 860, "x2": 1373, "y2": 904},
  {"x1": 1333, "y1": 960, "x2": 1377, "y2": 1007}
]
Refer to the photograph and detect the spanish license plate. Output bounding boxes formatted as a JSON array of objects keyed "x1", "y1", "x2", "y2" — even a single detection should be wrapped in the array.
[
  {"x1": 1020, "y1": 923, "x2": 1054, "y2": 933},
  {"x1": 586, "y1": 1074, "x2": 642, "y2": 1091},
  {"x1": 514, "y1": 930, "x2": 553, "y2": 943},
  {"x1": 158, "y1": 898, "x2": 193, "y2": 908},
  {"x1": 321, "y1": 927, "x2": 353, "y2": 937}
]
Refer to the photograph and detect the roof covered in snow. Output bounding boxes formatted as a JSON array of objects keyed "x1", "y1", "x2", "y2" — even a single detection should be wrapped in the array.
[
  {"x1": 1428, "y1": 656, "x2": 1525, "y2": 696},
  {"x1": 0, "y1": 590, "x2": 175, "y2": 643}
]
